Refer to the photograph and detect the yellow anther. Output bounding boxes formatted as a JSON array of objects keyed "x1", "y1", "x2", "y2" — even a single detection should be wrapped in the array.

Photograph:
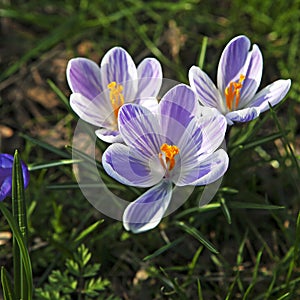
[
  {"x1": 107, "y1": 81, "x2": 125, "y2": 118},
  {"x1": 159, "y1": 143, "x2": 180, "y2": 171},
  {"x1": 225, "y1": 74, "x2": 245, "y2": 111}
]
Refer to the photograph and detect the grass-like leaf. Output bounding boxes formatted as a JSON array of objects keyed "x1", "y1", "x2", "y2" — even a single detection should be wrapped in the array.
[
  {"x1": 143, "y1": 237, "x2": 185, "y2": 261},
  {"x1": 1, "y1": 267, "x2": 15, "y2": 300},
  {"x1": 28, "y1": 159, "x2": 81, "y2": 171},
  {"x1": 197, "y1": 36, "x2": 208, "y2": 69},
  {"x1": 175, "y1": 221, "x2": 219, "y2": 254},
  {"x1": 228, "y1": 201, "x2": 284, "y2": 210},
  {"x1": 220, "y1": 197, "x2": 232, "y2": 224},
  {"x1": 20, "y1": 133, "x2": 71, "y2": 159},
  {"x1": 74, "y1": 220, "x2": 104, "y2": 244},
  {"x1": 0, "y1": 203, "x2": 32, "y2": 300},
  {"x1": 12, "y1": 151, "x2": 28, "y2": 299}
]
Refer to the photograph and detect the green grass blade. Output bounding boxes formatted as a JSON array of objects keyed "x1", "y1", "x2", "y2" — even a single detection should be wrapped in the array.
[
  {"x1": 1, "y1": 267, "x2": 15, "y2": 300},
  {"x1": 188, "y1": 246, "x2": 203, "y2": 277},
  {"x1": 197, "y1": 278, "x2": 203, "y2": 300},
  {"x1": 220, "y1": 197, "x2": 232, "y2": 224},
  {"x1": 243, "y1": 247, "x2": 263, "y2": 299},
  {"x1": 12, "y1": 151, "x2": 28, "y2": 299},
  {"x1": 228, "y1": 201, "x2": 284, "y2": 210},
  {"x1": 47, "y1": 79, "x2": 71, "y2": 110},
  {"x1": 143, "y1": 237, "x2": 185, "y2": 261},
  {"x1": 20, "y1": 133, "x2": 71, "y2": 158},
  {"x1": 233, "y1": 131, "x2": 289, "y2": 151},
  {"x1": 174, "y1": 203, "x2": 221, "y2": 219},
  {"x1": 176, "y1": 221, "x2": 219, "y2": 254},
  {"x1": 28, "y1": 159, "x2": 81, "y2": 171},
  {"x1": 12, "y1": 151, "x2": 28, "y2": 242},
  {"x1": 0, "y1": 203, "x2": 32, "y2": 300},
  {"x1": 74, "y1": 220, "x2": 104, "y2": 244},
  {"x1": 198, "y1": 36, "x2": 208, "y2": 69}
]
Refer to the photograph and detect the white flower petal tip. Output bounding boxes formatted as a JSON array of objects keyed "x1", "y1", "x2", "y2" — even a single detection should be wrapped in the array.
[
  {"x1": 226, "y1": 107, "x2": 260, "y2": 124},
  {"x1": 123, "y1": 180, "x2": 173, "y2": 233},
  {"x1": 95, "y1": 129, "x2": 123, "y2": 144},
  {"x1": 251, "y1": 79, "x2": 291, "y2": 113}
]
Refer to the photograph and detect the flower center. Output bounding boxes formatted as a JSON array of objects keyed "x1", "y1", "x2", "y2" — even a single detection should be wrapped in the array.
[
  {"x1": 225, "y1": 74, "x2": 245, "y2": 111},
  {"x1": 107, "y1": 81, "x2": 125, "y2": 118},
  {"x1": 159, "y1": 143, "x2": 180, "y2": 172}
]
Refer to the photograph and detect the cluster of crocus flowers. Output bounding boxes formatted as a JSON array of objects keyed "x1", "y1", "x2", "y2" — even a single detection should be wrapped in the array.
[
  {"x1": 189, "y1": 35, "x2": 291, "y2": 125},
  {"x1": 67, "y1": 35, "x2": 291, "y2": 233},
  {"x1": 0, "y1": 154, "x2": 30, "y2": 201}
]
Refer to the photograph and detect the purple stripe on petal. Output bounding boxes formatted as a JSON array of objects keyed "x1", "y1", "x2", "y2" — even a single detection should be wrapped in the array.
[
  {"x1": 70, "y1": 93, "x2": 115, "y2": 127},
  {"x1": 100, "y1": 47, "x2": 138, "y2": 101},
  {"x1": 66, "y1": 58, "x2": 102, "y2": 100},
  {"x1": 195, "y1": 114, "x2": 227, "y2": 154},
  {"x1": 170, "y1": 114, "x2": 226, "y2": 181},
  {"x1": 123, "y1": 180, "x2": 173, "y2": 233},
  {"x1": 247, "y1": 79, "x2": 291, "y2": 113},
  {"x1": 239, "y1": 45, "x2": 263, "y2": 106},
  {"x1": 159, "y1": 84, "x2": 200, "y2": 143},
  {"x1": 103, "y1": 143, "x2": 164, "y2": 187},
  {"x1": 226, "y1": 107, "x2": 260, "y2": 123},
  {"x1": 118, "y1": 104, "x2": 163, "y2": 158},
  {"x1": 160, "y1": 84, "x2": 198, "y2": 118},
  {"x1": 217, "y1": 35, "x2": 251, "y2": 92},
  {"x1": 189, "y1": 66, "x2": 223, "y2": 110},
  {"x1": 136, "y1": 58, "x2": 162, "y2": 99},
  {"x1": 95, "y1": 129, "x2": 123, "y2": 144},
  {"x1": 174, "y1": 149, "x2": 229, "y2": 186}
]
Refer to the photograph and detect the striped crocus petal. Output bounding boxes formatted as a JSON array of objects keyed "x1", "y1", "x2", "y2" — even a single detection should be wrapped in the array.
[
  {"x1": 170, "y1": 114, "x2": 227, "y2": 184},
  {"x1": 226, "y1": 106, "x2": 260, "y2": 124},
  {"x1": 0, "y1": 154, "x2": 30, "y2": 201},
  {"x1": 118, "y1": 104, "x2": 163, "y2": 158},
  {"x1": 66, "y1": 58, "x2": 102, "y2": 100},
  {"x1": 135, "y1": 58, "x2": 162, "y2": 100},
  {"x1": 100, "y1": 47, "x2": 138, "y2": 103},
  {"x1": 102, "y1": 142, "x2": 164, "y2": 187},
  {"x1": 95, "y1": 128, "x2": 123, "y2": 144},
  {"x1": 175, "y1": 149, "x2": 229, "y2": 186},
  {"x1": 159, "y1": 84, "x2": 201, "y2": 144},
  {"x1": 247, "y1": 79, "x2": 291, "y2": 113},
  {"x1": 70, "y1": 93, "x2": 115, "y2": 127},
  {"x1": 238, "y1": 44, "x2": 263, "y2": 106},
  {"x1": 189, "y1": 66, "x2": 224, "y2": 111},
  {"x1": 217, "y1": 35, "x2": 251, "y2": 92},
  {"x1": 123, "y1": 180, "x2": 173, "y2": 233}
]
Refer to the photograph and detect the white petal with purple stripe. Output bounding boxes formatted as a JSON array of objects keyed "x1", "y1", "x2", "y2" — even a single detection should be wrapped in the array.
[{"x1": 123, "y1": 180, "x2": 173, "y2": 233}]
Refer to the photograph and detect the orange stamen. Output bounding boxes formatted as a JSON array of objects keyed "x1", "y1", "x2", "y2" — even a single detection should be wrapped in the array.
[
  {"x1": 225, "y1": 74, "x2": 245, "y2": 111},
  {"x1": 107, "y1": 81, "x2": 125, "y2": 118},
  {"x1": 159, "y1": 143, "x2": 180, "y2": 171}
]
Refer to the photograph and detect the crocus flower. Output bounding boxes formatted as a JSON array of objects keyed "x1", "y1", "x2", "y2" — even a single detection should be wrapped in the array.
[
  {"x1": 0, "y1": 154, "x2": 30, "y2": 201},
  {"x1": 66, "y1": 47, "x2": 162, "y2": 143},
  {"x1": 189, "y1": 35, "x2": 291, "y2": 125},
  {"x1": 102, "y1": 84, "x2": 229, "y2": 233}
]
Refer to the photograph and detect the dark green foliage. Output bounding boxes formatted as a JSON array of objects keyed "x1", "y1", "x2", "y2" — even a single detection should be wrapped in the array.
[{"x1": 1, "y1": 0, "x2": 300, "y2": 299}]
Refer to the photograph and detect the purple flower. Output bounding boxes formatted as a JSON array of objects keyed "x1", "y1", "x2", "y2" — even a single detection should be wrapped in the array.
[
  {"x1": 102, "y1": 84, "x2": 229, "y2": 233},
  {"x1": 0, "y1": 154, "x2": 30, "y2": 201},
  {"x1": 66, "y1": 47, "x2": 162, "y2": 143},
  {"x1": 189, "y1": 35, "x2": 291, "y2": 125}
]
